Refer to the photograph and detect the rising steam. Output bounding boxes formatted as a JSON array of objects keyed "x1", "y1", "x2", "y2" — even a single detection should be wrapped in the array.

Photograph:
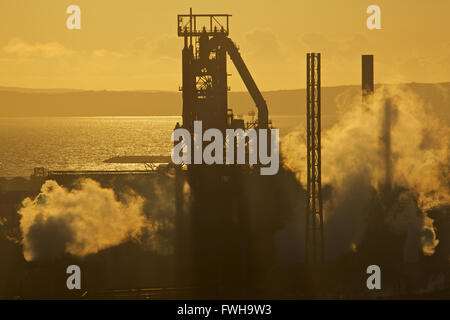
[
  {"x1": 282, "y1": 84, "x2": 449, "y2": 259},
  {"x1": 19, "y1": 179, "x2": 147, "y2": 261}
]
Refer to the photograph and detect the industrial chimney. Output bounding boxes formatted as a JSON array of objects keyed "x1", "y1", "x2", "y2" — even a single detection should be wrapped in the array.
[{"x1": 362, "y1": 55, "x2": 374, "y2": 103}]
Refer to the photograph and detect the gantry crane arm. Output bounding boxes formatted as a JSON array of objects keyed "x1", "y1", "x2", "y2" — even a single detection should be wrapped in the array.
[{"x1": 210, "y1": 36, "x2": 269, "y2": 129}]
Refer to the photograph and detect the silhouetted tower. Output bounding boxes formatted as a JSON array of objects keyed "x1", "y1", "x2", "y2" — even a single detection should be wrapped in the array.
[
  {"x1": 175, "y1": 8, "x2": 270, "y2": 296},
  {"x1": 362, "y1": 55, "x2": 374, "y2": 103},
  {"x1": 305, "y1": 53, "x2": 324, "y2": 264},
  {"x1": 178, "y1": 9, "x2": 268, "y2": 132}
]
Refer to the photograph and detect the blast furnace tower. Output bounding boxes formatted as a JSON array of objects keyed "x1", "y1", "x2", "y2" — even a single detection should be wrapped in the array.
[{"x1": 174, "y1": 9, "x2": 272, "y2": 297}]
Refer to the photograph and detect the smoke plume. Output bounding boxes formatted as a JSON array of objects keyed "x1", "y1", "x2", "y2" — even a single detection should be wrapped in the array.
[
  {"x1": 281, "y1": 84, "x2": 449, "y2": 259},
  {"x1": 19, "y1": 179, "x2": 148, "y2": 261}
]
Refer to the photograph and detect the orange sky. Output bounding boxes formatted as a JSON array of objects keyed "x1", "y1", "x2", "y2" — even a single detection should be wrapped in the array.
[{"x1": 0, "y1": 0, "x2": 449, "y2": 91}]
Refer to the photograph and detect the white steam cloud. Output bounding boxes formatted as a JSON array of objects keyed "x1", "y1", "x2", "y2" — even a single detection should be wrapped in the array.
[
  {"x1": 282, "y1": 84, "x2": 449, "y2": 259},
  {"x1": 19, "y1": 179, "x2": 148, "y2": 261}
]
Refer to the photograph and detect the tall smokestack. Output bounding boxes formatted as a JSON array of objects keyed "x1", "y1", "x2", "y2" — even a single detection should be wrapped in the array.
[
  {"x1": 381, "y1": 98, "x2": 394, "y2": 193},
  {"x1": 362, "y1": 55, "x2": 374, "y2": 103}
]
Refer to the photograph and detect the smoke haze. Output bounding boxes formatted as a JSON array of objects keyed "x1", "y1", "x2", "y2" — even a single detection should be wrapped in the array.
[
  {"x1": 281, "y1": 84, "x2": 449, "y2": 260},
  {"x1": 19, "y1": 179, "x2": 147, "y2": 261}
]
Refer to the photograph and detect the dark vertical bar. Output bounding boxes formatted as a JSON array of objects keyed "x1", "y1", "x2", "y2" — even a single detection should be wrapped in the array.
[
  {"x1": 310, "y1": 54, "x2": 316, "y2": 263},
  {"x1": 305, "y1": 53, "x2": 311, "y2": 264},
  {"x1": 174, "y1": 131, "x2": 185, "y2": 287},
  {"x1": 317, "y1": 53, "x2": 324, "y2": 264},
  {"x1": 362, "y1": 55, "x2": 374, "y2": 102},
  {"x1": 189, "y1": 8, "x2": 193, "y2": 46},
  {"x1": 306, "y1": 53, "x2": 324, "y2": 265},
  {"x1": 194, "y1": 15, "x2": 196, "y2": 35}
]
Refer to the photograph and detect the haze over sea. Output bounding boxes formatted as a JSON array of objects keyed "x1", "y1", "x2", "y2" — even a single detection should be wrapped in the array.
[{"x1": 0, "y1": 115, "x2": 303, "y2": 177}]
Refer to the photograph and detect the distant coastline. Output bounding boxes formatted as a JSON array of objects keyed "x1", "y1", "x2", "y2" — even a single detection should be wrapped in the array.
[{"x1": 0, "y1": 82, "x2": 449, "y2": 120}]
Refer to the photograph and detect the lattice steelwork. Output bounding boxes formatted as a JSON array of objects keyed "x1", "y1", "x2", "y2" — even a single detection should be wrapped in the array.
[{"x1": 306, "y1": 53, "x2": 324, "y2": 264}]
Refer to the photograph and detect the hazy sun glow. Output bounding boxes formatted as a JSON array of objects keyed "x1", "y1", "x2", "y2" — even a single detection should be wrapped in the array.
[{"x1": 0, "y1": 0, "x2": 449, "y2": 91}]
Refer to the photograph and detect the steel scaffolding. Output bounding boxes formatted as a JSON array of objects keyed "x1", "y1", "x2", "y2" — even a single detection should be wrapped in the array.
[{"x1": 306, "y1": 53, "x2": 324, "y2": 264}]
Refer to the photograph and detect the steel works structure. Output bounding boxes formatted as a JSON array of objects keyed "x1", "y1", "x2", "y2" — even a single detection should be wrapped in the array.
[
  {"x1": 177, "y1": 9, "x2": 268, "y2": 131},
  {"x1": 174, "y1": 9, "x2": 271, "y2": 297},
  {"x1": 362, "y1": 54, "x2": 374, "y2": 103},
  {"x1": 305, "y1": 53, "x2": 324, "y2": 265}
]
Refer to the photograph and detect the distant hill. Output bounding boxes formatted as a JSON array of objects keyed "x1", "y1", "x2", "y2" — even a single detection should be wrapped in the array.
[
  {"x1": 0, "y1": 86, "x2": 86, "y2": 93},
  {"x1": 0, "y1": 90, "x2": 182, "y2": 117},
  {"x1": 0, "y1": 83, "x2": 448, "y2": 123}
]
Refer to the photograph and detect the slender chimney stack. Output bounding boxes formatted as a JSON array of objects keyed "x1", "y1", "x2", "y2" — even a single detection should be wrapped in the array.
[{"x1": 362, "y1": 55, "x2": 374, "y2": 103}]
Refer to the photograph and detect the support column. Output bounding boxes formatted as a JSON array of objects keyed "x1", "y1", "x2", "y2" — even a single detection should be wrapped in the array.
[{"x1": 306, "y1": 53, "x2": 324, "y2": 265}]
